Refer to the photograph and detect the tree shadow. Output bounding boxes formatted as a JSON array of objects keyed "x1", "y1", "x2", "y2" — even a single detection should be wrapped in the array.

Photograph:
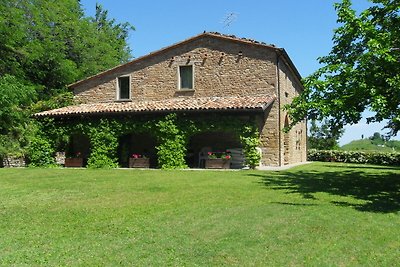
[{"x1": 252, "y1": 167, "x2": 400, "y2": 213}]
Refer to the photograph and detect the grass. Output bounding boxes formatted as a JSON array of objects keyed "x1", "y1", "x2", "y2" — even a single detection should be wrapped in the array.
[
  {"x1": 341, "y1": 139, "x2": 400, "y2": 152},
  {"x1": 1, "y1": 163, "x2": 399, "y2": 266}
]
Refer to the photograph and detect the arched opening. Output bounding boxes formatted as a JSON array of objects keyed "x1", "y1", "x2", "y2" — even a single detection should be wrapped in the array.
[
  {"x1": 284, "y1": 115, "x2": 290, "y2": 165},
  {"x1": 187, "y1": 131, "x2": 244, "y2": 169},
  {"x1": 117, "y1": 133, "x2": 157, "y2": 168},
  {"x1": 65, "y1": 134, "x2": 90, "y2": 167}
]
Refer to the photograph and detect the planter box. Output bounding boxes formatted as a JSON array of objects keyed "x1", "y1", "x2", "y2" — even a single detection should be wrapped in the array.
[
  {"x1": 129, "y1": 158, "x2": 150, "y2": 168},
  {"x1": 205, "y1": 158, "x2": 231, "y2": 169},
  {"x1": 65, "y1": 158, "x2": 83, "y2": 167}
]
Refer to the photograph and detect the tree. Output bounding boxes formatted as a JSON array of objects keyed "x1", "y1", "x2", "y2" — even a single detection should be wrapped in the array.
[
  {"x1": 0, "y1": 75, "x2": 36, "y2": 156},
  {"x1": 0, "y1": 0, "x2": 134, "y2": 156},
  {"x1": 286, "y1": 0, "x2": 400, "y2": 136},
  {"x1": 308, "y1": 120, "x2": 344, "y2": 150},
  {"x1": 0, "y1": 0, "x2": 134, "y2": 101}
]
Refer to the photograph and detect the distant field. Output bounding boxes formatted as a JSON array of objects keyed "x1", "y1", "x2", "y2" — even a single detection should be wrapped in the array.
[
  {"x1": 341, "y1": 139, "x2": 400, "y2": 152},
  {"x1": 1, "y1": 163, "x2": 399, "y2": 266}
]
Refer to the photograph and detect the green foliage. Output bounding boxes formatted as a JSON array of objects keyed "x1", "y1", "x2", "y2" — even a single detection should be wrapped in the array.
[
  {"x1": 27, "y1": 136, "x2": 55, "y2": 167},
  {"x1": 240, "y1": 126, "x2": 261, "y2": 169},
  {"x1": 341, "y1": 132, "x2": 400, "y2": 152},
  {"x1": 308, "y1": 119, "x2": 344, "y2": 150},
  {"x1": 286, "y1": 0, "x2": 400, "y2": 136},
  {"x1": 341, "y1": 139, "x2": 394, "y2": 152},
  {"x1": 31, "y1": 92, "x2": 74, "y2": 114},
  {"x1": 39, "y1": 114, "x2": 261, "y2": 169},
  {"x1": 308, "y1": 149, "x2": 400, "y2": 166},
  {"x1": 0, "y1": 75, "x2": 36, "y2": 133},
  {"x1": 86, "y1": 120, "x2": 119, "y2": 169},
  {"x1": 155, "y1": 114, "x2": 188, "y2": 169},
  {"x1": 0, "y1": 75, "x2": 37, "y2": 156},
  {"x1": 0, "y1": 0, "x2": 134, "y2": 159},
  {"x1": 0, "y1": 0, "x2": 134, "y2": 92}
]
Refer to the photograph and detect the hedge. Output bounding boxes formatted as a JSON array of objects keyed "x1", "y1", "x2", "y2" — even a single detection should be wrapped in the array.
[{"x1": 308, "y1": 149, "x2": 400, "y2": 166}]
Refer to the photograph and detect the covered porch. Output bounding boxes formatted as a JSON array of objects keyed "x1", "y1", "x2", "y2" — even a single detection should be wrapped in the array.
[{"x1": 34, "y1": 96, "x2": 275, "y2": 169}]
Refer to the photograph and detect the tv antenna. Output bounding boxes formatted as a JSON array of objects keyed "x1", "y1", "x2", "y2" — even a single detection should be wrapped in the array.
[{"x1": 221, "y1": 12, "x2": 238, "y2": 28}]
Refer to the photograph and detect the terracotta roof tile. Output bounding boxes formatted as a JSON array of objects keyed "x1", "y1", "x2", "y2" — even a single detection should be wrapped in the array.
[{"x1": 34, "y1": 95, "x2": 276, "y2": 118}]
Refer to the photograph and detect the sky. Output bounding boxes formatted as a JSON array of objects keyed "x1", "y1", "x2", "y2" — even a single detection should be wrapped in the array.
[{"x1": 80, "y1": 0, "x2": 399, "y2": 145}]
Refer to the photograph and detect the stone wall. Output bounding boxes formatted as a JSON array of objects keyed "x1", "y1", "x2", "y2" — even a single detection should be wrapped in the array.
[
  {"x1": 72, "y1": 36, "x2": 277, "y2": 103},
  {"x1": 258, "y1": 104, "x2": 280, "y2": 166},
  {"x1": 55, "y1": 152, "x2": 66, "y2": 165},
  {"x1": 2, "y1": 156, "x2": 26, "y2": 168},
  {"x1": 70, "y1": 35, "x2": 306, "y2": 167},
  {"x1": 277, "y1": 59, "x2": 307, "y2": 165},
  {"x1": 257, "y1": 55, "x2": 307, "y2": 166}
]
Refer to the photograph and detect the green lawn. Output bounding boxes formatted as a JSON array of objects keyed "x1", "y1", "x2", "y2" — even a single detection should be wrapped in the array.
[
  {"x1": 341, "y1": 139, "x2": 400, "y2": 152},
  {"x1": 1, "y1": 163, "x2": 399, "y2": 266}
]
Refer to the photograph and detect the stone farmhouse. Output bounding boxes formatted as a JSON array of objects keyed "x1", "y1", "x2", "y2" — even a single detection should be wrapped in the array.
[{"x1": 35, "y1": 32, "x2": 307, "y2": 168}]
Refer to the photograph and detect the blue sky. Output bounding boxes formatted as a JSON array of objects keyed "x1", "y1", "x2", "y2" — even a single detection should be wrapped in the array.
[{"x1": 80, "y1": 0, "x2": 398, "y2": 145}]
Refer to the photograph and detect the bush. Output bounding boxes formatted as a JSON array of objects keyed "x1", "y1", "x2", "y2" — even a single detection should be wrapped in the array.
[
  {"x1": 308, "y1": 149, "x2": 400, "y2": 166},
  {"x1": 155, "y1": 114, "x2": 188, "y2": 169},
  {"x1": 240, "y1": 126, "x2": 261, "y2": 169},
  {"x1": 27, "y1": 137, "x2": 56, "y2": 167},
  {"x1": 87, "y1": 120, "x2": 119, "y2": 169}
]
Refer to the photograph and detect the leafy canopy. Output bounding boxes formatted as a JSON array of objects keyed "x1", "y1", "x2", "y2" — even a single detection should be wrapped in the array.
[
  {"x1": 308, "y1": 120, "x2": 344, "y2": 150},
  {"x1": 0, "y1": 0, "x2": 134, "y2": 156},
  {"x1": 286, "y1": 0, "x2": 400, "y2": 136},
  {"x1": 0, "y1": 75, "x2": 36, "y2": 156}
]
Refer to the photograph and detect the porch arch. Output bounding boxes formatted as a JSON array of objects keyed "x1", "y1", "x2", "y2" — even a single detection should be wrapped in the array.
[
  {"x1": 117, "y1": 133, "x2": 157, "y2": 168},
  {"x1": 66, "y1": 133, "x2": 90, "y2": 167},
  {"x1": 187, "y1": 131, "x2": 244, "y2": 168}
]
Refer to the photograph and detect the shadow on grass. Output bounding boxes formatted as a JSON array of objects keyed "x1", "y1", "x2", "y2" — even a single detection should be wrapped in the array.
[{"x1": 252, "y1": 166, "x2": 400, "y2": 213}]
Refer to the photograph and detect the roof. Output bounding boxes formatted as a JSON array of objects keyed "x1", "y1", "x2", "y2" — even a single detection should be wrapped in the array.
[
  {"x1": 69, "y1": 32, "x2": 302, "y2": 89},
  {"x1": 34, "y1": 95, "x2": 276, "y2": 118}
]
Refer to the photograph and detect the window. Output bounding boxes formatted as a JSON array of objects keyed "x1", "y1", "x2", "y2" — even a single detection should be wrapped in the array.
[
  {"x1": 179, "y1": 65, "x2": 193, "y2": 90},
  {"x1": 117, "y1": 76, "x2": 130, "y2": 100}
]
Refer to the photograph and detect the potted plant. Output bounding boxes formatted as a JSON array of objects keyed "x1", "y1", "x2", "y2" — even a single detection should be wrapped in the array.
[
  {"x1": 205, "y1": 151, "x2": 231, "y2": 169},
  {"x1": 129, "y1": 154, "x2": 150, "y2": 168},
  {"x1": 64, "y1": 152, "x2": 83, "y2": 167}
]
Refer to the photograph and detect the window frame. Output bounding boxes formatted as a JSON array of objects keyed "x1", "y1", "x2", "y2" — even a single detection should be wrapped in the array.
[
  {"x1": 116, "y1": 75, "x2": 131, "y2": 101},
  {"x1": 177, "y1": 64, "x2": 194, "y2": 91}
]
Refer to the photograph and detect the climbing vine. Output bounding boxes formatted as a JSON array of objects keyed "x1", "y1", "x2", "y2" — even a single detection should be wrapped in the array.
[
  {"x1": 240, "y1": 125, "x2": 261, "y2": 169},
  {"x1": 34, "y1": 113, "x2": 262, "y2": 169},
  {"x1": 27, "y1": 135, "x2": 56, "y2": 167},
  {"x1": 86, "y1": 119, "x2": 120, "y2": 168},
  {"x1": 155, "y1": 114, "x2": 188, "y2": 169}
]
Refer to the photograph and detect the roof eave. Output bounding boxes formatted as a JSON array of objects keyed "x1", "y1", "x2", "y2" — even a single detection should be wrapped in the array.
[{"x1": 34, "y1": 107, "x2": 267, "y2": 119}]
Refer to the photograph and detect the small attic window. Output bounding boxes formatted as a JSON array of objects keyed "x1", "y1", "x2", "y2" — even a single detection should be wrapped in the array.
[
  {"x1": 178, "y1": 65, "x2": 194, "y2": 90},
  {"x1": 117, "y1": 76, "x2": 131, "y2": 100}
]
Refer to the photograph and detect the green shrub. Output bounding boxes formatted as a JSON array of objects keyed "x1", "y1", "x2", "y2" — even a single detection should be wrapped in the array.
[
  {"x1": 27, "y1": 137, "x2": 56, "y2": 167},
  {"x1": 155, "y1": 114, "x2": 188, "y2": 169},
  {"x1": 308, "y1": 149, "x2": 400, "y2": 166},
  {"x1": 87, "y1": 120, "x2": 119, "y2": 169},
  {"x1": 240, "y1": 126, "x2": 261, "y2": 169}
]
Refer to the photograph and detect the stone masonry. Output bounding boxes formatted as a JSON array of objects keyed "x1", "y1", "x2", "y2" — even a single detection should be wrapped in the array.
[{"x1": 69, "y1": 33, "x2": 306, "y2": 166}]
